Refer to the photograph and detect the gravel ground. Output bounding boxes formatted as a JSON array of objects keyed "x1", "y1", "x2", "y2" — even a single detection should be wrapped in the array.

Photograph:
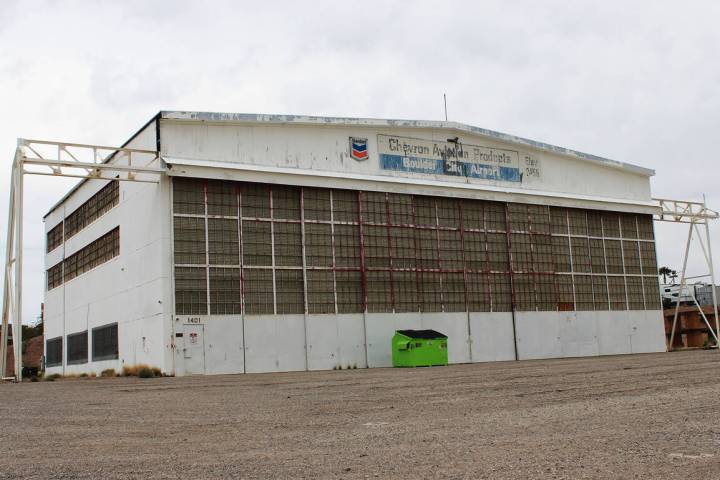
[{"x1": 1, "y1": 350, "x2": 720, "y2": 479}]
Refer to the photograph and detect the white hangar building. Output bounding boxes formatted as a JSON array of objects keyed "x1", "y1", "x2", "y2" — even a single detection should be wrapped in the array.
[{"x1": 42, "y1": 111, "x2": 666, "y2": 376}]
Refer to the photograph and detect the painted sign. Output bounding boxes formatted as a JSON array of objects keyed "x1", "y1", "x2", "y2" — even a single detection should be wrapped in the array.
[{"x1": 377, "y1": 134, "x2": 524, "y2": 182}]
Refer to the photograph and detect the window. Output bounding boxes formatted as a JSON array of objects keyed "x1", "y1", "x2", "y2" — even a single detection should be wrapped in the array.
[
  {"x1": 626, "y1": 276, "x2": 645, "y2": 310},
  {"x1": 175, "y1": 267, "x2": 208, "y2": 315},
  {"x1": 173, "y1": 178, "x2": 205, "y2": 215},
  {"x1": 568, "y1": 209, "x2": 587, "y2": 236},
  {"x1": 535, "y1": 274, "x2": 557, "y2": 311},
  {"x1": 307, "y1": 270, "x2": 335, "y2": 314},
  {"x1": 552, "y1": 237, "x2": 571, "y2": 272},
  {"x1": 209, "y1": 268, "x2": 241, "y2": 314},
  {"x1": 608, "y1": 276, "x2": 627, "y2": 311},
  {"x1": 206, "y1": 180, "x2": 237, "y2": 216},
  {"x1": 550, "y1": 207, "x2": 568, "y2": 234},
  {"x1": 574, "y1": 275, "x2": 594, "y2": 311},
  {"x1": 393, "y1": 271, "x2": 418, "y2": 312},
  {"x1": 623, "y1": 241, "x2": 641, "y2": 274},
  {"x1": 303, "y1": 188, "x2": 331, "y2": 221},
  {"x1": 605, "y1": 240, "x2": 624, "y2": 274},
  {"x1": 242, "y1": 221, "x2": 272, "y2": 266},
  {"x1": 64, "y1": 181, "x2": 119, "y2": 239},
  {"x1": 366, "y1": 270, "x2": 392, "y2": 313},
  {"x1": 592, "y1": 276, "x2": 609, "y2": 310},
  {"x1": 620, "y1": 213, "x2": 638, "y2": 239},
  {"x1": 47, "y1": 222, "x2": 63, "y2": 253},
  {"x1": 275, "y1": 269, "x2": 304, "y2": 314},
  {"x1": 336, "y1": 271, "x2": 363, "y2": 314},
  {"x1": 208, "y1": 219, "x2": 239, "y2": 265},
  {"x1": 67, "y1": 331, "x2": 88, "y2": 365},
  {"x1": 63, "y1": 227, "x2": 120, "y2": 282},
  {"x1": 571, "y1": 237, "x2": 591, "y2": 273},
  {"x1": 304, "y1": 223, "x2": 333, "y2": 267},
  {"x1": 442, "y1": 272, "x2": 466, "y2": 312},
  {"x1": 467, "y1": 273, "x2": 491, "y2": 312},
  {"x1": 243, "y1": 269, "x2": 273, "y2": 315},
  {"x1": 45, "y1": 337, "x2": 62, "y2": 367},
  {"x1": 419, "y1": 272, "x2": 442, "y2": 312},
  {"x1": 637, "y1": 215, "x2": 655, "y2": 240},
  {"x1": 174, "y1": 217, "x2": 206, "y2": 265},
  {"x1": 514, "y1": 273, "x2": 536, "y2": 311},
  {"x1": 532, "y1": 235, "x2": 553, "y2": 273},
  {"x1": 273, "y1": 222, "x2": 302, "y2": 267},
  {"x1": 643, "y1": 276, "x2": 661, "y2": 309},
  {"x1": 556, "y1": 274, "x2": 574, "y2": 311},
  {"x1": 47, "y1": 262, "x2": 63, "y2": 291},
  {"x1": 640, "y1": 242, "x2": 658, "y2": 275},
  {"x1": 332, "y1": 189, "x2": 359, "y2": 223},
  {"x1": 92, "y1": 324, "x2": 118, "y2": 361}
]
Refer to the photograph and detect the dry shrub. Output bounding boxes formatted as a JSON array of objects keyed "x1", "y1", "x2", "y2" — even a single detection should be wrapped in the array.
[
  {"x1": 100, "y1": 368, "x2": 116, "y2": 377},
  {"x1": 122, "y1": 364, "x2": 161, "y2": 378}
]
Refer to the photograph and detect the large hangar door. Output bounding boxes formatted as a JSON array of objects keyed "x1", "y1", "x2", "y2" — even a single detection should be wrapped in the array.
[{"x1": 183, "y1": 324, "x2": 206, "y2": 375}]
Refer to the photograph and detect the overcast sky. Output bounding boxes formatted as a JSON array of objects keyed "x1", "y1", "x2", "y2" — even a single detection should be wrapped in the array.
[{"x1": 1, "y1": 0, "x2": 719, "y2": 324}]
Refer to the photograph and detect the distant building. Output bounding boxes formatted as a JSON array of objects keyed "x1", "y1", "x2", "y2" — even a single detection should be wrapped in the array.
[
  {"x1": 662, "y1": 283, "x2": 719, "y2": 307},
  {"x1": 695, "y1": 284, "x2": 720, "y2": 306}
]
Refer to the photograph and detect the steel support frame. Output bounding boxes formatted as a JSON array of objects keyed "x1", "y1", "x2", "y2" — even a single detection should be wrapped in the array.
[
  {"x1": 657, "y1": 197, "x2": 719, "y2": 351},
  {"x1": 1, "y1": 139, "x2": 164, "y2": 382}
]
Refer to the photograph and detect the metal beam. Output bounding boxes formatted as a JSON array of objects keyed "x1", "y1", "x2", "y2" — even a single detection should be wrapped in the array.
[
  {"x1": 658, "y1": 196, "x2": 719, "y2": 352},
  {"x1": 654, "y1": 198, "x2": 719, "y2": 222},
  {"x1": 1, "y1": 138, "x2": 166, "y2": 382}
]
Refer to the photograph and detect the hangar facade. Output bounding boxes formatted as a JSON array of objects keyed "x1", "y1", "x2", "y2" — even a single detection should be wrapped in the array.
[{"x1": 42, "y1": 111, "x2": 665, "y2": 376}]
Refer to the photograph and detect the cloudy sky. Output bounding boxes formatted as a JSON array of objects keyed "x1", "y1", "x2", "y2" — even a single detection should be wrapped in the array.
[{"x1": 1, "y1": 0, "x2": 718, "y2": 323}]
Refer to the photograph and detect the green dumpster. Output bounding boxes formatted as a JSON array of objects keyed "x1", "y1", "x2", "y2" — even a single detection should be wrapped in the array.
[{"x1": 392, "y1": 329, "x2": 448, "y2": 367}]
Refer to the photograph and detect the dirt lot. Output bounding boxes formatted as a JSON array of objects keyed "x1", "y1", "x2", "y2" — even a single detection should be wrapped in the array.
[{"x1": 1, "y1": 351, "x2": 720, "y2": 479}]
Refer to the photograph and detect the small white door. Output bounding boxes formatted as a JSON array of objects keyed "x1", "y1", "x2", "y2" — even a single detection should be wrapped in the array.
[{"x1": 183, "y1": 324, "x2": 206, "y2": 375}]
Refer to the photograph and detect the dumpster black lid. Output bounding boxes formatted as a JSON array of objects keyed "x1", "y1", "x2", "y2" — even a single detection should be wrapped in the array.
[{"x1": 396, "y1": 329, "x2": 447, "y2": 339}]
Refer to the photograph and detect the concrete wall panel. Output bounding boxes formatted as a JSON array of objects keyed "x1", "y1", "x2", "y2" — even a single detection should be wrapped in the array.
[
  {"x1": 469, "y1": 312, "x2": 516, "y2": 362},
  {"x1": 306, "y1": 314, "x2": 366, "y2": 370},
  {"x1": 596, "y1": 311, "x2": 633, "y2": 356},
  {"x1": 559, "y1": 312, "x2": 600, "y2": 358},
  {"x1": 244, "y1": 315, "x2": 306, "y2": 373},
  {"x1": 203, "y1": 315, "x2": 245, "y2": 375},
  {"x1": 631, "y1": 311, "x2": 667, "y2": 354},
  {"x1": 515, "y1": 311, "x2": 563, "y2": 360}
]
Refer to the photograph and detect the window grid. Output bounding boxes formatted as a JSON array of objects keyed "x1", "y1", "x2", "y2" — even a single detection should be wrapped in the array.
[
  {"x1": 172, "y1": 179, "x2": 660, "y2": 315},
  {"x1": 47, "y1": 227, "x2": 120, "y2": 290},
  {"x1": 46, "y1": 222, "x2": 63, "y2": 253},
  {"x1": 64, "y1": 181, "x2": 120, "y2": 240}
]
